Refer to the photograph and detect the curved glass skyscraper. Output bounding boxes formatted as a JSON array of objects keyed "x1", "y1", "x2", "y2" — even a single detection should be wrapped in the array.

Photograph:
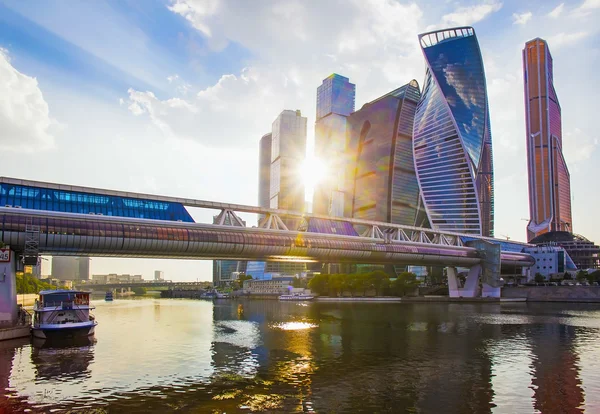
[{"x1": 413, "y1": 27, "x2": 494, "y2": 236}]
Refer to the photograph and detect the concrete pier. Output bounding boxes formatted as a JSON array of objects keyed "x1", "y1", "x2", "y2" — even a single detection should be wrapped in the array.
[{"x1": 0, "y1": 246, "x2": 31, "y2": 341}]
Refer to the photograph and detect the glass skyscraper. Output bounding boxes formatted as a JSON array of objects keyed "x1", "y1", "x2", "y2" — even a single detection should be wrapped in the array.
[
  {"x1": 258, "y1": 133, "x2": 272, "y2": 222},
  {"x1": 345, "y1": 80, "x2": 428, "y2": 227},
  {"x1": 314, "y1": 74, "x2": 355, "y2": 216},
  {"x1": 413, "y1": 27, "x2": 494, "y2": 237},
  {"x1": 523, "y1": 38, "x2": 572, "y2": 241},
  {"x1": 212, "y1": 214, "x2": 246, "y2": 287},
  {"x1": 270, "y1": 110, "x2": 307, "y2": 229}
]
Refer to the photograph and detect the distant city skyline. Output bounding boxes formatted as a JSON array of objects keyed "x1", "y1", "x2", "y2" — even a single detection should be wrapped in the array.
[{"x1": 2, "y1": 1, "x2": 598, "y2": 281}]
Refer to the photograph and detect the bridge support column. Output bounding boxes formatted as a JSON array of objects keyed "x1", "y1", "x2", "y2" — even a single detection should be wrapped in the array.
[
  {"x1": 447, "y1": 265, "x2": 481, "y2": 298},
  {"x1": 0, "y1": 249, "x2": 17, "y2": 327}
]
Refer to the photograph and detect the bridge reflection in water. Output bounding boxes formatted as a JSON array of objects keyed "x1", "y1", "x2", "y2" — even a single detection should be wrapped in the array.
[{"x1": 1, "y1": 299, "x2": 597, "y2": 412}]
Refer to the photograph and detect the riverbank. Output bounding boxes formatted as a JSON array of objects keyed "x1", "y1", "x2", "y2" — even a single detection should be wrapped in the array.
[
  {"x1": 502, "y1": 286, "x2": 600, "y2": 302},
  {"x1": 315, "y1": 296, "x2": 526, "y2": 303}
]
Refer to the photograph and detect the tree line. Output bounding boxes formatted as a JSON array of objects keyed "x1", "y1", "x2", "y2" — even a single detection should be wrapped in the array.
[
  {"x1": 307, "y1": 270, "x2": 420, "y2": 297},
  {"x1": 16, "y1": 273, "x2": 65, "y2": 294}
]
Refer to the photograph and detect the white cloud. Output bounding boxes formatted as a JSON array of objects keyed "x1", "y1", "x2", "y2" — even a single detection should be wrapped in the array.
[
  {"x1": 563, "y1": 128, "x2": 599, "y2": 165},
  {"x1": 167, "y1": 74, "x2": 192, "y2": 95},
  {"x1": 548, "y1": 3, "x2": 564, "y2": 18},
  {"x1": 571, "y1": 0, "x2": 600, "y2": 17},
  {"x1": 168, "y1": 0, "x2": 220, "y2": 37},
  {"x1": 126, "y1": 67, "x2": 290, "y2": 147},
  {"x1": 0, "y1": 48, "x2": 56, "y2": 152},
  {"x1": 547, "y1": 31, "x2": 590, "y2": 48},
  {"x1": 441, "y1": 1, "x2": 503, "y2": 26},
  {"x1": 512, "y1": 11, "x2": 532, "y2": 25},
  {"x1": 129, "y1": 0, "x2": 426, "y2": 149}
]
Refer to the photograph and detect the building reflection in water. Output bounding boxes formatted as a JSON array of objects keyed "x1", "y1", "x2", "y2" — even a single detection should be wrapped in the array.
[
  {"x1": 209, "y1": 301, "x2": 596, "y2": 413},
  {"x1": 529, "y1": 322, "x2": 584, "y2": 412}
]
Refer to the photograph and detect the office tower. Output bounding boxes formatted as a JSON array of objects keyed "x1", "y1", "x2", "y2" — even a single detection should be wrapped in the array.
[
  {"x1": 314, "y1": 74, "x2": 356, "y2": 216},
  {"x1": 51, "y1": 256, "x2": 90, "y2": 280},
  {"x1": 524, "y1": 38, "x2": 572, "y2": 241},
  {"x1": 413, "y1": 27, "x2": 494, "y2": 236},
  {"x1": 345, "y1": 80, "x2": 428, "y2": 227},
  {"x1": 154, "y1": 270, "x2": 164, "y2": 281},
  {"x1": 212, "y1": 215, "x2": 247, "y2": 287},
  {"x1": 270, "y1": 109, "x2": 307, "y2": 229},
  {"x1": 258, "y1": 133, "x2": 272, "y2": 220}
]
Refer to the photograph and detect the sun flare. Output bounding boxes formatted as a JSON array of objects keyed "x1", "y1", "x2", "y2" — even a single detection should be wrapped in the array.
[{"x1": 300, "y1": 156, "x2": 328, "y2": 193}]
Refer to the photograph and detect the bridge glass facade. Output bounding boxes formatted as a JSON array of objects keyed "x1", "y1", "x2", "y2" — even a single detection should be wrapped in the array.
[{"x1": 0, "y1": 183, "x2": 194, "y2": 222}]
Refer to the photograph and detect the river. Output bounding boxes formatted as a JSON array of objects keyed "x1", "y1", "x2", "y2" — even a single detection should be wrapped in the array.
[{"x1": 1, "y1": 298, "x2": 600, "y2": 413}]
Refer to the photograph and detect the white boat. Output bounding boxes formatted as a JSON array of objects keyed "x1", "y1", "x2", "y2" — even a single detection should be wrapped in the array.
[
  {"x1": 278, "y1": 293, "x2": 314, "y2": 301},
  {"x1": 32, "y1": 290, "x2": 97, "y2": 340}
]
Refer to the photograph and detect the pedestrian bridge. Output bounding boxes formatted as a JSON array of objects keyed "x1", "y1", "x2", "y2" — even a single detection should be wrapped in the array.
[{"x1": 0, "y1": 176, "x2": 534, "y2": 270}]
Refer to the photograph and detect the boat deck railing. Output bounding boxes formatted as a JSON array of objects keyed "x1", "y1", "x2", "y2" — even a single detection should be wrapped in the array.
[{"x1": 17, "y1": 306, "x2": 31, "y2": 327}]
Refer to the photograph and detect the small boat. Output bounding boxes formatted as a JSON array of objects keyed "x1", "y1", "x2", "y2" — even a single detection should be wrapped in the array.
[
  {"x1": 278, "y1": 293, "x2": 314, "y2": 301},
  {"x1": 105, "y1": 291, "x2": 114, "y2": 301},
  {"x1": 32, "y1": 290, "x2": 97, "y2": 340},
  {"x1": 200, "y1": 290, "x2": 230, "y2": 300}
]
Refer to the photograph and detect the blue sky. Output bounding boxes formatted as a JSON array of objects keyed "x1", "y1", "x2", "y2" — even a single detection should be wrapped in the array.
[{"x1": 1, "y1": 0, "x2": 599, "y2": 281}]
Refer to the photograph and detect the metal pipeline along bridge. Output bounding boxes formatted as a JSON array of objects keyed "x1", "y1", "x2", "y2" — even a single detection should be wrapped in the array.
[{"x1": 0, "y1": 176, "x2": 535, "y2": 298}]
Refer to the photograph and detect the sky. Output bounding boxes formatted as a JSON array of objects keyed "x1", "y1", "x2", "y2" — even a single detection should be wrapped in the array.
[{"x1": 1, "y1": 0, "x2": 599, "y2": 282}]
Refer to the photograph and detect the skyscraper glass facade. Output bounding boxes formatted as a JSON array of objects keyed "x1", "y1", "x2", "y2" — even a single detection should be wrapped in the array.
[
  {"x1": 270, "y1": 110, "x2": 307, "y2": 228},
  {"x1": 258, "y1": 133, "x2": 272, "y2": 222},
  {"x1": 314, "y1": 74, "x2": 356, "y2": 216},
  {"x1": 345, "y1": 81, "x2": 428, "y2": 227},
  {"x1": 523, "y1": 38, "x2": 572, "y2": 241},
  {"x1": 212, "y1": 214, "x2": 246, "y2": 286},
  {"x1": 413, "y1": 27, "x2": 494, "y2": 236},
  {"x1": 0, "y1": 183, "x2": 194, "y2": 222},
  {"x1": 316, "y1": 74, "x2": 355, "y2": 119}
]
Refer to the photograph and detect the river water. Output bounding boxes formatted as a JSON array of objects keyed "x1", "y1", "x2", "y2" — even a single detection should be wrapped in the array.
[{"x1": 1, "y1": 298, "x2": 600, "y2": 413}]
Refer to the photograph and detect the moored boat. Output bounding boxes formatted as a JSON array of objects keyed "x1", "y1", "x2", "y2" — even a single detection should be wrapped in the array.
[
  {"x1": 278, "y1": 293, "x2": 314, "y2": 301},
  {"x1": 32, "y1": 290, "x2": 97, "y2": 340},
  {"x1": 105, "y1": 291, "x2": 114, "y2": 301}
]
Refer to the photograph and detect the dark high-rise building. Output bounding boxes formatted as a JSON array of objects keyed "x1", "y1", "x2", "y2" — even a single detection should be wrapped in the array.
[
  {"x1": 523, "y1": 38, "x2": 572, "y2": 241},
  {"x1": 314, "y1": 74, "x2": 356, "y2": 216},
  {"x1": 344, "y1": 80, "x2": 428, "y2": 227},
  {"x1": 51, "y1": 256, "x2": 90, "y2": 280},
  {"x1": 413, "y1": 27, "x2": 494, "y2": 236},
  {"x1": 270, "y1": 109, "x2": 307, "y2": 229}
]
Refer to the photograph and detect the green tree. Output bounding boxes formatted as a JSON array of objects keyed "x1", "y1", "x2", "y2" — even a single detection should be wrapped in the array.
[
  {"x1": 534, "y1": 273, "x2": 545, "y2": 284},
  {"x1": 329, "y1": 274, "x2": 343, "y2": 297},
  {"x1": 132, "y1": 286, "x2": 147, "y2": 295},
  {"x1": 308, "y1": 274, "x2": 328, "y2": 296},
  {"x1": 392, "y1": 272, "x2": 419, "y2": 297},
  {"x1": 368, "y1": 270, "x2": 389, "y2": 296},
  {"x1": 356, "y1": 273, "x2": 371, "y2": 296},
  {"x1": 16, "y1": 273, "x2": 62, "y2": 294},
  {"x1": 379, "y1": 278, "x2": 391, "y2": 296},
  {"x1": 238, "y1": 273, "x2": 253, "y2": 283},
  {"x1": 587, "y1": 270, "x2": 600, "y2": 284},
  {"x1": 563, "y1": 272, "x2": 573, "y2": 280},
  {"x1": 576, "y1": 270, "x2": 588, "y2": 282}
]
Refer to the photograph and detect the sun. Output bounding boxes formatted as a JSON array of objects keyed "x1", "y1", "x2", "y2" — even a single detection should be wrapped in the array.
[{"x1": 300, "y1": 155, "x2": 328, "y2": 194}]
